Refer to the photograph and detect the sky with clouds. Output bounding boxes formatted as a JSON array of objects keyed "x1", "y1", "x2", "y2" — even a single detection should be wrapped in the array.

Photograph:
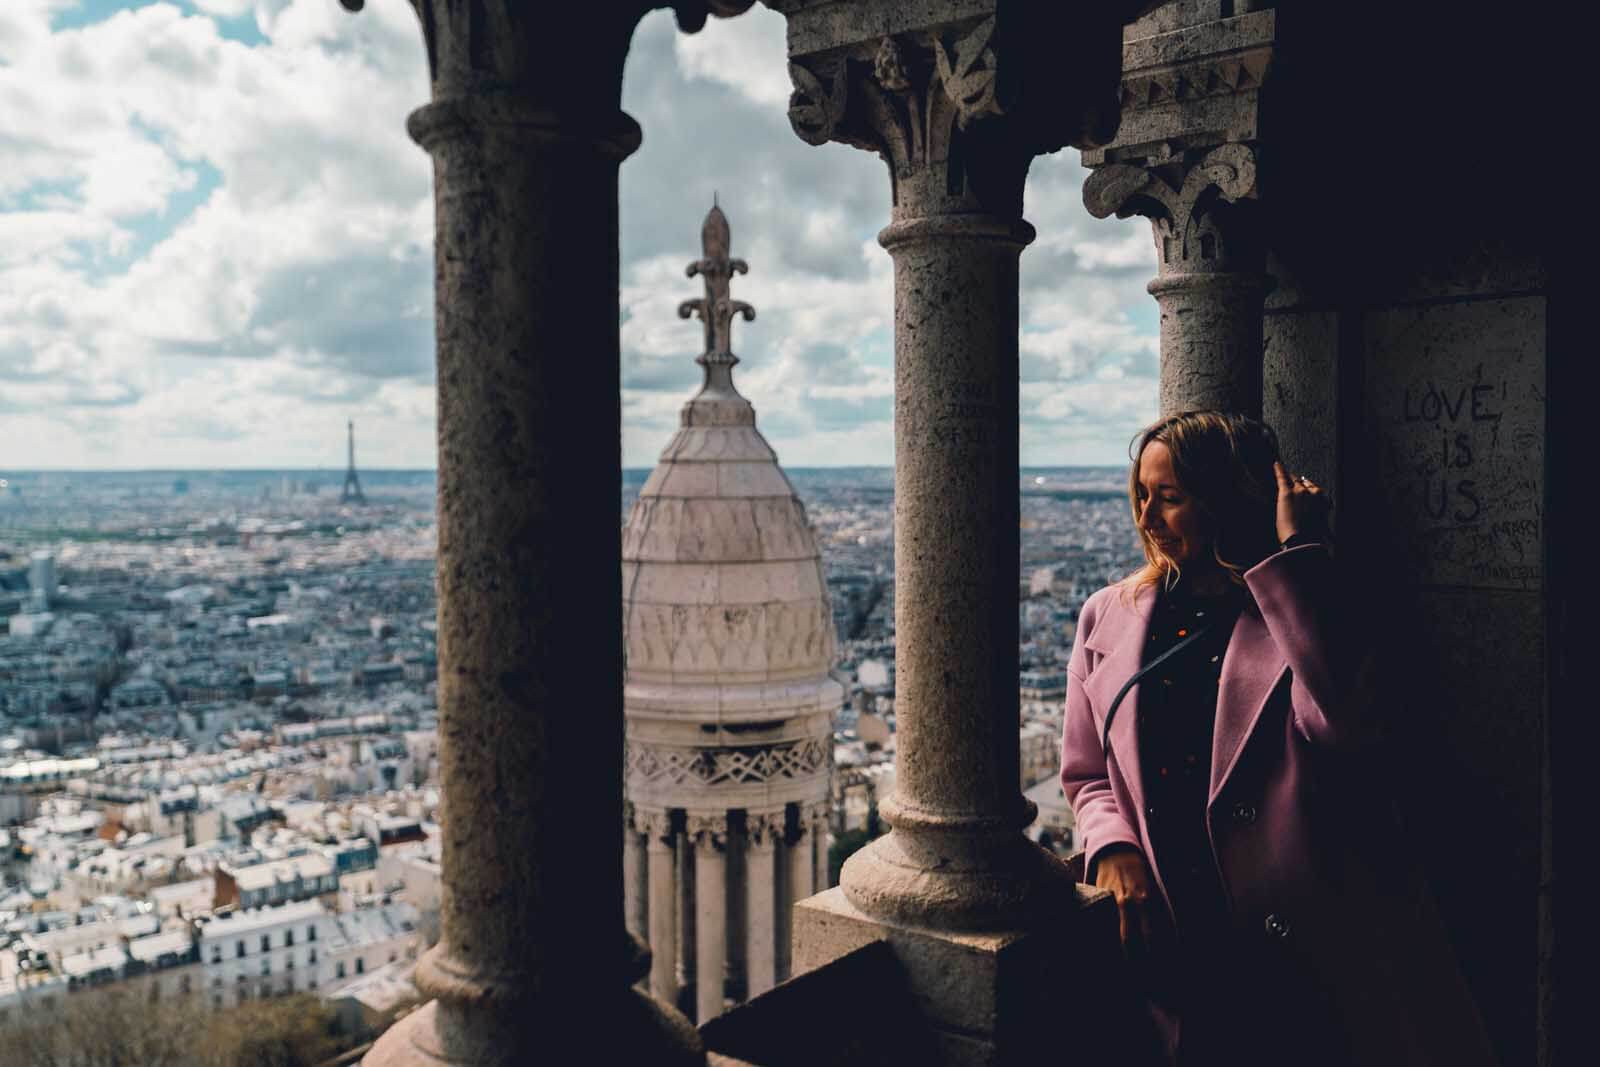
[{"x1": 0, "y1": 0, "x2": 1160, "y2": 471}]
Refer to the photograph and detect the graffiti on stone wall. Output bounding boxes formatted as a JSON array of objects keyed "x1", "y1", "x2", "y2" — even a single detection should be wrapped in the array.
[{"x1": 1370, "y1": 299, "x2": 1544, "y2": 590}]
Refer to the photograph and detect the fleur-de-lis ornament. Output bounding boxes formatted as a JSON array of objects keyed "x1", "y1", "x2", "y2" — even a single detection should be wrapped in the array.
[{"x1": 677, "y1": 198, "x2": 756, "y2": 391}]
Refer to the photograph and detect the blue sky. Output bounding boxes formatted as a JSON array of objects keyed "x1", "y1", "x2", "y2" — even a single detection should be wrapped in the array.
[{"x1": 0, "y1": 0, "x2": 1159, "y2": 469}]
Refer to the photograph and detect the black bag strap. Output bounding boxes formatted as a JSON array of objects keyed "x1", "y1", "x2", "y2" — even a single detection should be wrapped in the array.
[{"x1": 1100, "y1": 623, "x2": 1214, "y2": 757}]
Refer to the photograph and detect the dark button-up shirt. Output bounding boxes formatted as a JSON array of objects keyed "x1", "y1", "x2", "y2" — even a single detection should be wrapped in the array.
[{"x1": 1137, "y1": 576, "x2": 1244, "y2": 946}]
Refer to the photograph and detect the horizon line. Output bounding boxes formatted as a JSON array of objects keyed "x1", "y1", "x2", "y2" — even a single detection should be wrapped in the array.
[{"x1": 0, "y1": 464, "x2": 1130, "y2": 475}]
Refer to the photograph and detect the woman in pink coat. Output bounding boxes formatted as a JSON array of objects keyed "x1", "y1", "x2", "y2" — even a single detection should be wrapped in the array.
[{"x1": 1059, "y1": 410, "x2": 1497, "y2": 1067}]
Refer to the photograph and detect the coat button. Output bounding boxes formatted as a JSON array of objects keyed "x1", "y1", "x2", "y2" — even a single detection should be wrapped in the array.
[
  {"x1": 1144, "y1": 804, "x2": 1158, "y2": 819},
  {"x1": 1264, "y1": 913, "x2": 1291, "y2": 938},
  {"x1": 1232, "y1": 802, "x2": 1257, "y2": 825}
]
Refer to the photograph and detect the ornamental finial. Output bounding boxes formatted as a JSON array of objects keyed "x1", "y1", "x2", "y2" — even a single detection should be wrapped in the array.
[{"x1": 677, "y1": 200, "x2": 756, "y2": 394}]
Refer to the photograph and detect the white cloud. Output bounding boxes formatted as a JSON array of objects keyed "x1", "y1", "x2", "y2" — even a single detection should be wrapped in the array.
[
  {"x1": 1074, "y1": 228, "x2": 1157, "y2": 271},
  {"x1": 672, "y1": 8, "x2": 794, "y2": 110},
  {"x1": 0, "y1": 0, "x2": 432, "y2": 467},
  {"x1": 1, "y1": 2, "x2": 1160, "y2": 470},
  {"x1": 190, "y1": 0, "x2": 253, "y2": 16}
]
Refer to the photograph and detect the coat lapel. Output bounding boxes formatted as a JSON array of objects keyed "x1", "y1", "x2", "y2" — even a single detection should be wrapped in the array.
[
  {"x1": 1081, "y1": 582, "x2": 1158, "y2": 809},
  {"x1": 1209, "y1": 596, "x2": 1290, "y2": 805}
]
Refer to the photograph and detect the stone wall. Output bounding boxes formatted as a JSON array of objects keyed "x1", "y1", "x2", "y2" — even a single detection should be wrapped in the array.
[
  {"x1": 1257, "y1": 5, "x2": 1554, "y2": 1063},
  {"x1": 1265, "y1": 233, "x2": 1548, "y2": 1067}
]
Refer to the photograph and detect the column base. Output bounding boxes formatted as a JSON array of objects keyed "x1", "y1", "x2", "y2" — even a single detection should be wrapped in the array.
[
  {"x1": 364, "y1": 935, "x2": 706, "y2": 1066},
  {"x1": 364, "y1": 992, "x2": 706, "y2": 1067},
  {"x1": 838, "y1": 823, "x2": 1081, "y2": 932},
  {"x1": 792, "y1": 885, "x2": 1141, "y2": 1066}
]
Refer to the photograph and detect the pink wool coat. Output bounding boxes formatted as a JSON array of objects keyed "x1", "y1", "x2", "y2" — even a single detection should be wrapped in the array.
[{"x1": 1060, "y1": 544, "x2": 1498, "y2": 1066}]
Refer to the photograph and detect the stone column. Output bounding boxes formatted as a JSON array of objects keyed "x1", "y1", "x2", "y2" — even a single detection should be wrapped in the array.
[
  {"x1": 809, "y1": 803, "x2": 829, "y2": 891},
  {"x1": 348, "y1": 2, "x2": 752, "y2": 1063},
  {"x1": 688, "y1": 814, "x2": 728, "y2": 1023},
  {"x1": 1080, "y1": 6, "x2": 1276, "y2": 417},
  {"x1": 781, "y1": 9, "x2": 1121, "y2": 933},
  {"x1": 1084, "y1": 144, "x2": 1267, "y2": 416},
  {"x1": 623, "y1": 803, "x2": 647, "y2": 944},
  {"x1": 743, "y1": 812, "x2": 780, "y2": 998},
  {"x1": 643, "y1": 810, "x2": 678, "y2": 1007},
  {"x1": 787, "y1": 814, "x2": 814, "y2": 905},
  {"x1": 676, "y1": 831, "x2": 695, "y2": 997},
  {"x1": 751, "y1": 7, "x2": 1136, "y2": 1061}
]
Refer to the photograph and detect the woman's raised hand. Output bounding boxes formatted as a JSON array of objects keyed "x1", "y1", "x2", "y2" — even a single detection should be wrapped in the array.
[
  {"x1": 1273, "y1": 459, "x2": 1332, "y2": 545},
  {"x1": 1095, "y1": 846, "x2": 1164, "y2": 964}
]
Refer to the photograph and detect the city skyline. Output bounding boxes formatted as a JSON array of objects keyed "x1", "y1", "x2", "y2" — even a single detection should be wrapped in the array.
[{"x1": 0, "y1": 1, "x2": 1159, "y2": 470}]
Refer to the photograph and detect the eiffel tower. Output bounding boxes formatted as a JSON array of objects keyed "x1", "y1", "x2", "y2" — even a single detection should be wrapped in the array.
[{"x1": 341, "y1": 420, "x2": 366, "y2": 504}]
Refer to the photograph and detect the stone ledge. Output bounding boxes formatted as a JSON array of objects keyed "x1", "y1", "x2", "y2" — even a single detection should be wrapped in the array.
[
  {"x1": 1123, "y1": 8, "x2": 1274, "y2": 72},
  {"x1": 699, "y1": 939, "x2": 934, "y2": 1066},
  {"x1": 776, "y1": 885, "x2": 1143, "y2": 1064}
]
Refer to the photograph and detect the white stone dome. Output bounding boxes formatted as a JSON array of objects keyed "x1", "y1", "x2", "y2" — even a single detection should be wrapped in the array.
[
  {"x1": 622, "y1": 204, "x2": 838, "y2": 814},
  {"x1": 622, "y1": 416, "x2": 835, "y2": 690}
]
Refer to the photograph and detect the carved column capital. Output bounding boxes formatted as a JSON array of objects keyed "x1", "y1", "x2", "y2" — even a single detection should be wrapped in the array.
[
  {"x1": 745, "y1": 811, "x2": 784, "y2": 849},
  {"x1": 1084, "y1": 141, "x2": 1269, "y2": 416},
  {"x1": 782, "y1": 6, "x2": 1125, "y2": 219},
  {"x1": 1078, "y1": 4, "x2": 1276, "y2": 283},
  {"x1": 686, "y1": 812, "x2": 729, "y2": 851},
  {"x1": 634, "y1": 805, "x2": 674, "y2": 844},
  {"x1": 1083, "y1": 142, "x2": 1262, "y2": 276}
]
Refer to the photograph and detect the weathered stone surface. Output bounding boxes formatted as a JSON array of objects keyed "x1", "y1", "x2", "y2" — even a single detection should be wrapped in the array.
[
  {"x1": 1083, "y1": 142, "x2": 1259, "y2": 274},
  {"x1": 1359, "y1": 235, "x2": 1549, "y2": 307},
  {"x1": 1081, "y1": 6, "x2": 1274, "y2": 417},
  {"x1": 1088, "y1": 4, "x2": 1273, "y2": 165},
  {"x1": 1084, "y1": 142, "x2": 1267, "y2": 416},
  {"x1": 861, "y1": 212, "x2": 1052, "y2": 923},
  {"x1": 1147, "y1": 271, "x2": 1267, "y2": 415},
  {"x1": 765, "y1": 0, "x2": 1135, "y2": 966},
  {"x1": 1263, "y1": 309, "x2": 1338, "y2": 482},
  {"x1": 1126, "y1": 0, "x2": 1232, "y2": 38},
  {"x1": 363, "y1": 98, "x2": 646, "y2": 1064},
  {"x1": 354, "y1": 3, "x2": 737, "y2": 1064},
  {"x1": 791, "y1": 886, "x2": 1131, "y2": 1064},
  {"x1": 1362, "y1": 297, "x2": 1545, "y2": 591},
  {"x1": 782, "y1": 8, "x2": 1130, "y2": 213}
]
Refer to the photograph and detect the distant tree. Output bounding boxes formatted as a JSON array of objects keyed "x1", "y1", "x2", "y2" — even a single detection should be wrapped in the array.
[
  {"x1": 200, "y1": 993, "x2": 344, "y2": 1067},
  {"x1": 0, "y1": 987, "x2": 203, "y2": 1067},
  {"x1": 0, "y1": 988, "x2": 353, "y2": 1067}
]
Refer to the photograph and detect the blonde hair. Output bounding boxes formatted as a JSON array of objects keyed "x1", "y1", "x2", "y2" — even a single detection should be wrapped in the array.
[{"x1": 1116, "y1": 410, "x2": 1282, "y2": 604}]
